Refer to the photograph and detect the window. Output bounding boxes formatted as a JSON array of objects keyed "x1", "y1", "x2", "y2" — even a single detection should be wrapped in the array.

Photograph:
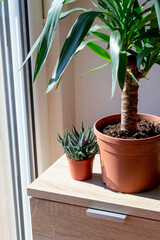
[{"x1": 0, "y1": 1, "x2": 37, "y2": 239}]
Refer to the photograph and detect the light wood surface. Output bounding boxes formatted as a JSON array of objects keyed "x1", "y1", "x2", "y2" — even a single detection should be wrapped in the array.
[
  {"x1": 30, "y1": 198, "x2": 160, "y2": 240},
  {"x1": 28, "y1": 154, "x2": 160, "y2": 221}
]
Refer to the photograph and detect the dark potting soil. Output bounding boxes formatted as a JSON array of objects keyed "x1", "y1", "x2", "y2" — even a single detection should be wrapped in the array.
[{"x1": 102, "y1": 119, "x2": 160, "y2": 139}]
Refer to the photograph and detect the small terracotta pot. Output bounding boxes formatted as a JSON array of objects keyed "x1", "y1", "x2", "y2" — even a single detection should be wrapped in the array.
[
  {"x1": 94, "y1": 113, "x2": 160, "y2": 193},
  {"x1": 67, "y1": 155, "x2": 94, "y2": 181}
]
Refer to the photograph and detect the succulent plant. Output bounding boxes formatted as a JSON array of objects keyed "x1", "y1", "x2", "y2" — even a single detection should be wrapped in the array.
[{"x1": 57, "y1": 123, "x2": 99, "y2": 160}]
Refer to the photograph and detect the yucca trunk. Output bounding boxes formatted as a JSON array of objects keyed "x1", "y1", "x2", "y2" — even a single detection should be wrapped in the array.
[{"x1": 121, "y1": 56, "x2": 140, "y2": 133}]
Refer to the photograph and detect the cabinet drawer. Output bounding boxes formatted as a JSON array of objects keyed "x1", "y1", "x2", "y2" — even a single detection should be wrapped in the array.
[{"x1": 30, "y1": 198, "x2": 160, "y2": 240}]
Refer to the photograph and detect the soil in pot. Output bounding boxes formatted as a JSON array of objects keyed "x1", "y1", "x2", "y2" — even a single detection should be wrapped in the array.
[{"x1": 102, "y1": 119, "x2": 160, "y2": 139}]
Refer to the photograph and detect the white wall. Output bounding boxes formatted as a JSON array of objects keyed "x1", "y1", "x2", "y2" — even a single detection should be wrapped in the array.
[
  {"x1": 73, "y1": 39, "x2": 121, "y2": 128},
  {"x1": 139, "y1": 65, "x2": 160, "y2": 117}
]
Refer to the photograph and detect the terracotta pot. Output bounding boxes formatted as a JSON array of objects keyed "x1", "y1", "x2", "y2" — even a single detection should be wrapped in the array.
[
  {"x1": 67, "y1": 155, "x2": 94, "y2": 181},
  {"x1": 94, "y1": 113, "x2": 160, "y2": 193}
]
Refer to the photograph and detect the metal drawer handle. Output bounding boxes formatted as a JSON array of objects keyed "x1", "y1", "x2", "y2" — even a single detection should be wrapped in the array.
[{"x1": 86, "y1": 208, "x2": 127, "y2": 223}]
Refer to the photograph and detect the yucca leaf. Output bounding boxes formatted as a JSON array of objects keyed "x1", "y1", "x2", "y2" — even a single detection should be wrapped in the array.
[
  {"x1": 137, "y1": 43, "x2": 155, "y2": 69},
  {"x1": 118, "y1": 51, "x2": 127, "y2": 90},
  {"x1": 129, "y1": 71, "x2": 141, "y2": 85},
  {"x1": 99, "y1": 0, "x2": 121, "y2": 19},
  {"x1": 141, "y1": 7, "x2": 152, "y2": 16},
  {"x1": 134, "y1": 40, "x2": 143, "y2": 52},
  {"x1": 98, "y1": 14, "x2": 114, "y2": 30},
  {"x1": 153, "y1": 0, "x2": 160, "y2": 29},
  {"x1": 123, "y1": 0, "x2": 135, "y2": 27},
  {"x1": 75, "y1": 38, "x2": 100, "y2": 55},
  {"x1": 46, "y1": 11, "x2": 99, "y2": 93},
  {"x1": 141, "y1": 0, "x2": 152, "y2": 7},
  {"x1": 64, "y1": 0, "x2": 76, "y2": 3},
  {"x1": 88, "y1": 24, "x2": 111, "y2": 33},
  {"x1": 59, "y1": 8, "x2": 86, "y2": 20},
  {"x1": 128, "y1": 49, "x2": 138, "y2": 57},
  {"x1": 133, "y1": 28, "x2": 160, "y2": 42},
  {"x1": 155, "y1": 58, "x2": 160, "y2": 65},
  {"x1": 87, "y1": 42, "x2": 111, "y2": 61},
  {"x1": 80, "y1": 63, "x2": 108, "y2": 78},
  {"x1": 19, "y1": 35, "x2": 41, "y2": 71},
  {"x1": 110, "y1": 30, "x2": 121, "y2": 98},
  {"x1": 33, "y1": 0, "x2": 64, "y2": 82},
  {"x1": 129, "y1": 12, "x2": 157, "y2": 37},
  {"x1": 144, "y1": 45, "x2": 160, "y2": 71},
  {"x1": 91, "y1": 0, "x2": 107, "y2": 11},
  {"x1": 104, "y1": 12, "x2": 122, "y2": 28},
  {"x1": 133, "y1": 0, "x2": 141, "y2": 15},
  {"x1": 91, "y1": 32, "x2": 110, "y2": 43}
]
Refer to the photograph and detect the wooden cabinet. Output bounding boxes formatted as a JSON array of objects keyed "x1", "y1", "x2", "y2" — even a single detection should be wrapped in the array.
[{"x1": 28, "y1": 155, "x2": 160, "y2": 240}]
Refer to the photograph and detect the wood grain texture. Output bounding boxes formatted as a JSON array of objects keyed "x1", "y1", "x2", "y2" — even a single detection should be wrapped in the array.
[
  {"x1": 28, "y1": 154, "x2": 160, "y2": 221},
  {"x1": 30, "y1": 198, "x2": 160, "y2": 240}
]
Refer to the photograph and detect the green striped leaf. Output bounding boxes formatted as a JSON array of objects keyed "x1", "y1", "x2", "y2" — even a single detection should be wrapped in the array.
[
  {"x1": 64, "y1": 0, "x2": 76, "y2": 3},
  {"x1": 80, "y1": 63, "x2": 108, "y2": 78},
  {"x1": 19, "y1": 35, "x2": 41, "y2": 71},
  {"x1": 110, "y1": 30, "x2": 121, "y2": 98},
  {"x1": 129, "y1": 72, "x2": 141, "y2": 86},
  {"x1": 59, "y1": 8, "x2": 86, "y2": 20},
  {"x1": 154, "y1": 0, "x2": 160, "y2": 29},
  {"x1": 133, "y1": 28, "x2": 160, "y2": 42},
  {"x1": 141, "y1": 0, "x2": 152, "y2": 7},
  {"x1": 118, "y1": 51, "x2": 127, "y2": 90},
  {"x1": 75, "y1": 38, "x2": 100, "y2": 54},
  {"x1": 33, "y1": 0, "x2": 64, "y2": 82},
  {"x1": 137, "y1": 43, "x2": 155, "y2": 69},
  {"x1": 46, "y1": 11, "x2": 99, "y2": 93},
  {"x1": 91, "y1": 32, "x2": 110, "y2": 43},
  {"x1": 123, "y1": 0, "x2": 135, "y2": 28},
  {"x1": 87, "y1": 42, "x2": 111, "y2": 61},
  {"x1": 88, "y1": 24, "x2": 111, "y2": 34},
  {"x1": 129, "y1": 12, "x2": 157, "y2": 36}
]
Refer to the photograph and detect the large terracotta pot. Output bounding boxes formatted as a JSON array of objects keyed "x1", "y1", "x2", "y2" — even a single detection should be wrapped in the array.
[
  {"x1": 67, "y1": 155, "x2": 94, "y2": 181},
  {"x1": 94, "y1": 113, "x2": 160, "y2": 193}
]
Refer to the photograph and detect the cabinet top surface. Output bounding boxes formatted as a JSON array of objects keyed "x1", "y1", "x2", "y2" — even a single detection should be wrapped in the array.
[{"x1": 28, "y1": 154, "x2": 160, "y2": 221}]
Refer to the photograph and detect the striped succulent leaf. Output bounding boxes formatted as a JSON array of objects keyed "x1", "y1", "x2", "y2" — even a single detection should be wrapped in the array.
[{"x1": 57, "y1": 123, "x2": 99, "y2": 160}]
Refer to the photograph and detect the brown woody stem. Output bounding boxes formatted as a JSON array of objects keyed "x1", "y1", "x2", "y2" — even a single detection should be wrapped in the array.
[{"x1": 121, "y1": 56, "x2": 140, "y2": 133}]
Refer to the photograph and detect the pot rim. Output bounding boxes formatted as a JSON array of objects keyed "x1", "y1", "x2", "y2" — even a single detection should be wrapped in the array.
[{"x1": 94, "y1": 113, "x2": 160, "y2": 144}]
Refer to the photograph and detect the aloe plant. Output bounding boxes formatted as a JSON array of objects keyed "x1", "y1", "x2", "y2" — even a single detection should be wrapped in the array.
[
  {"x1": 57, "y1": 123, "x2": 99, "y2": 160},
  {"x1": 21, "y1": 0, "x2": 160, "y2": 133}
]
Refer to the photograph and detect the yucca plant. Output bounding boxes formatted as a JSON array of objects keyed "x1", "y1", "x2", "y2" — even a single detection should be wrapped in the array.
[
  {"x1": 21, "y1": 0, "x2": 160, "y2": 134},
  {"x1": 57, "y1": 123, "x2": 99, "y2": 160}
]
